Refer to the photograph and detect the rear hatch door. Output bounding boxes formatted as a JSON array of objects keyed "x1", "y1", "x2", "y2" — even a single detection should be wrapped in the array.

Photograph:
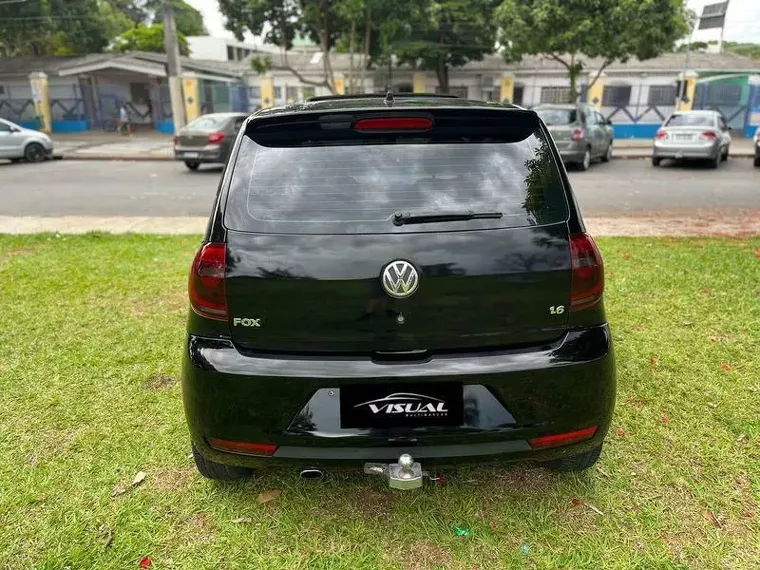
[{"x1": 223, "y1": 108, "x2": 572, "y2": 355}]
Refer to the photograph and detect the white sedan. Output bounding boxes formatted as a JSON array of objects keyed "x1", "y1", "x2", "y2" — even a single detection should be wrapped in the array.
[{"x1": 0, "y1": 117, "x2": 54, "y2": 163}]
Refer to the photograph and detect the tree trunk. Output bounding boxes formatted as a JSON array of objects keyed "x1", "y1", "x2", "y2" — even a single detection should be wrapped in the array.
[
  {"x1": 436, "y1": 58, "x2": 449, "y2": 94},
  {"x1": 319, "y1": 0, "x2": 336, "y2": 93},
  {"x1": 358, "y1": 7, "x2": 371, "y2": 94},
  {"x1": 568, "y1": 53, "x2": 578, "y2": 103},
  {"x1": 348, "y1": 21, "x2": 356, "y2": 94}
]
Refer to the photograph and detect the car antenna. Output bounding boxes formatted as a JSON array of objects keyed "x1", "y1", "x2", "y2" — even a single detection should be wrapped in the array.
[{"x1": 384, "y1": 89, "x2": 395, "y2": 107}]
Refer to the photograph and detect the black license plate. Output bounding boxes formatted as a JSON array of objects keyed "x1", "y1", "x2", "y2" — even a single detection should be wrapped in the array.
[{"x1": 340, "y1": 382, "x2": 463, "y2": 428}]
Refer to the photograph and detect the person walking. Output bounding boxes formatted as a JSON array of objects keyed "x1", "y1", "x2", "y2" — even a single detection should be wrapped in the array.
[{"x1": 118, "y1": 103, "x2": 132, "y2": 136}]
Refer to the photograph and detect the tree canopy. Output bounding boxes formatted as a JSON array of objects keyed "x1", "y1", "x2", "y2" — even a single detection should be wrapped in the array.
[
  {"x1": 392, "y1": 0, "x2": 499, "y2": 93},
  {"x1": 497, "y1": 0, "x2": 691, "y2": 102},
  {"x1": 0, "y1": 0, "x2": 110, "y2": 56},
  {"x1": 111, "y1": 22, "x2": 189, "y2": 55},
  {"x1": 0, "y1": 0, "x2": 203, "y2": 56},
  {"x1": 219, "y1": 0, "x2": 499, "y2": 94}
]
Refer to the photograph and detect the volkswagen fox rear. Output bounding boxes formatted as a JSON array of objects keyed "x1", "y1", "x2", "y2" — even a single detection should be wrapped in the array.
[{"x1": 182, "y1": 97, "x2": 615, "y2": 483}]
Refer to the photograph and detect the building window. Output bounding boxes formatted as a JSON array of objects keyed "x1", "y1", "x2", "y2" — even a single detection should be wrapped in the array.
[
  {"x1": 273, "y1": 86, "x2": 282, "y2": 103},
  {"x1": 436, "y1": 85, "x2": 468, "y2": 98},
  {"x1": 249, "y1": 86, "x2": 261, "y2": 99},
  {"x1": 648, "y1": 85, "x2": 677, "y2": 106},
  {"x1": 602, "y1": 84, "x2": 632, "y2": 107},
  {"x1": 302, "y1": 87, "x2": 315, "y2": 100},
  {"x1": 513, "y1": 85, "x2": 524, "y2": 106},
  {"x1": 706, "y1": 83, "x2": 742, "y2": 105},
  {"x1": 286, "y1": 86, "x2": 299, "y2": 103},
  {"x1": 540, "y1": 87, "x2": 571, "y2": 104},
  {"x1": 227, "y1": 46, "x2": 235, "y2": 61},
  {"x1": 482, "y1": 88, "x2": 499, "y2": 102}
]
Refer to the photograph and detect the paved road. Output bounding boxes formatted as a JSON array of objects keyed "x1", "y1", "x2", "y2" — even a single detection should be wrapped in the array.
[{"x1": 1, "y1": 158, "x2": 758, "y2": 217}]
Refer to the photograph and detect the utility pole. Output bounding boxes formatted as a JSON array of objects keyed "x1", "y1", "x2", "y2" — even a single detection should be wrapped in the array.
[{"x1": 163, "y1": 0, "x2": 185, "y2": 130}]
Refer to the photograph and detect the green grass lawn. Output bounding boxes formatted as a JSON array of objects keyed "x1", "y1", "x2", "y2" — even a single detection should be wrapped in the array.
[{"x1": 0, "y1": 234, "x2": 758, "y2": 570}]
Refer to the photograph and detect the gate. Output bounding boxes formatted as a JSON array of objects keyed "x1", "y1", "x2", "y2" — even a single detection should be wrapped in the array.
[{"x1": 694, "y1": 78, "x2": 750, "y2": 132}]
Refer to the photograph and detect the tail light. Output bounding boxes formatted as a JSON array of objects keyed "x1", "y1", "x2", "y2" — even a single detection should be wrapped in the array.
[
  {"x1": 529, "y1": 426, "x2": 597, "y2": 449},
  {"x1": 655, "y1": 129, "x2": 668, "y2": 140},
  {"x1": 569, "y1": 233, "x2": 604, "y2": 311},
  {"x1": 570, "y1": 128, "x2": 584, "y2": 141},
  {"x1": 700, "y1": 131, "x2": 717, "y2": 140},
  {"x1": 189, "y1": 242, "x2": 227, "y2": 320},
  {"x1": 208, "y1": 131, "x2": 225, "y2": 144},
  {"x1": 354, "y1": 117, "x2": 433, "y2": 131},
  {"x1": 207, "y1": 438, "x2": 278, "y2": 456}
]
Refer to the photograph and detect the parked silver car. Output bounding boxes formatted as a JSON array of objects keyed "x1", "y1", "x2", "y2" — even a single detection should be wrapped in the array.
[
  {"x1": 652, "y1": 110, "x2": 731, "y2": 168},
  {"x1": 534, "y1": 104, "x2": 614, "y2": 171},
  {"x1": 0, "y1": 118, "x2": 54, "y2": 163}
]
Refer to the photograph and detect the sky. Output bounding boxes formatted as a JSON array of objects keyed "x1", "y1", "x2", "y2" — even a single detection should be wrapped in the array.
[{"x1": 186, "y1": 0, "x2": 760, "y2": 44}]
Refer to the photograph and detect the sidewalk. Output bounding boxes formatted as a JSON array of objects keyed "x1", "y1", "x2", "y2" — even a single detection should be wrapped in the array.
[
  {"x1": 51, "y1": 132, "x2": 757, "y2": 161},
  {"x1": 54, "y1": 132, "x2": 174, "y2": 160}
]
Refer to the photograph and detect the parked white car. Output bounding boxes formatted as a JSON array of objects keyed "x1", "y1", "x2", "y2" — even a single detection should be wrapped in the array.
[
  {"x1": 652, "y1": 110, "x2": 731, "y2": 169},
  {"x1": 0, "y1": 118, "x2": 54, "y2": 163}
]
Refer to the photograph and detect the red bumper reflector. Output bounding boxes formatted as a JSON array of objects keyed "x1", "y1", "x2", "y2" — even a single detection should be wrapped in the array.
[
  {"x1": 207, "y1": 438, "x2": 278, "y2": 456},
  {"x1": 528, "y1": 426, "x2": 598, "y2": 449},
  {"x1": 354, "y1": 117, "x2": 433, "y2": 131}
]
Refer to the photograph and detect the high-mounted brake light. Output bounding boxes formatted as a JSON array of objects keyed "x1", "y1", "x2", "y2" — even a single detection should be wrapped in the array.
[
  {"x1": 189, "y1": 242, "x2": 228, "y2": 321},
  {"x1": 208, "y1": 131, "x2": 225, "y2": 144},
  {"x1": 569, "y1": 233, "x2": 604, "y2": 312},
  {"x1": 207, "y1": 438, "x2": 278, "y2": 456},
  {"x1": 571, "y1": 128, "x2": 585, "y2": 141},
  {"x1": 354, "y1": 117, "x2": 433, "y2": 131},
  {"x1": 528, "y1": 426, "x2": 598, "y2": 449}
]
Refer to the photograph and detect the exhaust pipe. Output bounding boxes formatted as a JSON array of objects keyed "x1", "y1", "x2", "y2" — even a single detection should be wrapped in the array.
[{"x1": 299, "y1": 468, "x2": 324, "y2": 480}]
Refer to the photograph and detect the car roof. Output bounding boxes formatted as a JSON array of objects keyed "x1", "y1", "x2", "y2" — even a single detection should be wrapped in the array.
[{"x1": 251, "y1": 94, "x2": 520, "y2": 120}]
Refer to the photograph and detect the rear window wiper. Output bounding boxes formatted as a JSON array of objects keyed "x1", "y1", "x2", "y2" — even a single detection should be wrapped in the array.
[{"x1": 392, "y1": 210, "x2": 503, "y2": 226}]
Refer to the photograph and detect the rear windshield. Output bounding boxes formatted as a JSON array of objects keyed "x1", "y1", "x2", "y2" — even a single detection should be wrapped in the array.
[
  {"x1": 186, "y1": 115, "x2": 230, "y2": 130},
  {"x1": 536, "y1": 109, "x2": 577, "y2": 126},
  {"x1": 224, "y1": 118, "x2": 568, "y2": 235},
  {"x1": 665, "y1": 114, "x2": 715, "y2": 127}
]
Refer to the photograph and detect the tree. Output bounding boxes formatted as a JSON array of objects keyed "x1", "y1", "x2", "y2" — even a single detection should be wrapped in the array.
[
  {"x1": 111, "y1": 22, "x2": 189, "y2": 55},
  {"x1": 497, "y1": 0, "x2": 691, "y2": 103},
  {"x1": 219, "y1": 0, "x2": 344, "y2": 92},
  {"x1": 148, "y1": 0, "x2": 207, "y2": 36},
  {"x1": 0, "y1": 0, "x2": 109, "y2": 56},
  {"x1": 392, "y1": 0, "x2": 499, "y2": 93}
]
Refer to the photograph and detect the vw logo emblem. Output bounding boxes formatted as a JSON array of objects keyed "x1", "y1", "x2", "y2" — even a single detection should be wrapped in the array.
[{"x1": 381, "y1": 260, "x2": 419, "y2": 299}]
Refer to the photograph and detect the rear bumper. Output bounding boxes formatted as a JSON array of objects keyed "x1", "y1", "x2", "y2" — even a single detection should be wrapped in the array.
[
  {"x1": 653, "y1": 141, "x2": 719, "y2": 159},
  {"x1": 555, "y1": 142, "x2": 588, "y2": 163},
  {"x1": 174, "y1": 145, "x2": 225, "y2": 163},
  {"x1": 182, "y1": 325, "x2": 616, "y2": 469}
]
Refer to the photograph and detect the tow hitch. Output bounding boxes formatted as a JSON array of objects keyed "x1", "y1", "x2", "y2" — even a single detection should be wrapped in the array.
[{"x1": 364, "y1": 453, "x2": 440, "y2": 490}]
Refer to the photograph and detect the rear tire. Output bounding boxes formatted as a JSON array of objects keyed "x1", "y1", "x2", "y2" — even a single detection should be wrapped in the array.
[
  {"x1": 185, "y1": 161, "x2": 201, "y2": 171},
  {"x1": 651, "y1": 157, "x2": 661, "y2": 167},
  {"x1": 544, "y1": 444, "x2": 602, "y2": 472},
  {"x1": 192, "y1": 443, "x2": 253, "y2": 480},
  {"x1": 577, "y1": 149, "x2": 591, "y2": 171},
  {"x1": 754, "y1": 156, "x2": 760, "y2": 167},
  {"x1": 721, "y1": 146, "x2": 729, "y2": 161},
  {"x1": 601, "y1": 143, "x2": 612, "y2": 162},
  {"x1": 24, "y1": 143, "x2": 46, "y2": 163},
  {"x1": 708, "y1": 154, "x2": 720, "y2": 169}
]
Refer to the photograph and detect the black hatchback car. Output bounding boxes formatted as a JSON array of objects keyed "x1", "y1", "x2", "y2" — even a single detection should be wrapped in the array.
[{"x1": 183, "y1": 94, "x2": 615, "y2": 488}]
